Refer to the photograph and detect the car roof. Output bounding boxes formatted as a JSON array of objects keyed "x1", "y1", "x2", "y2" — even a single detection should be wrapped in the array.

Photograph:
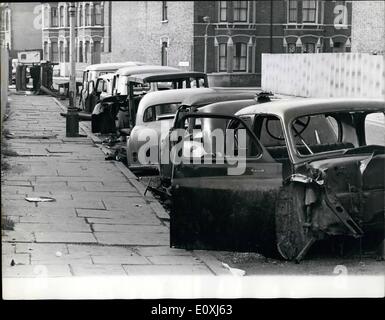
[
  {"x1": 115, "y1": 65, "x2": 180, "y2": 76},
  {"x1": 138, "y1": 88, "x2": 215, "y2": 108},
  {"x1": 84, "y1": 61, "x2": 145, "y2": 72},
  {"x1": 236, "y1": 98, "x2": 385, "y2": 120},
  {"x1": 127, "y1": 71, "x2": 207, "y2": 83},
  {"x1": 97, "y1": 73, "x2": 115, "y2": 81},
  {"x1": 199, "y1": 99, "x2": 257, "y2": 115},
  {"x1": 180, "y1": 91, "x2": 259, "y2": 107}
]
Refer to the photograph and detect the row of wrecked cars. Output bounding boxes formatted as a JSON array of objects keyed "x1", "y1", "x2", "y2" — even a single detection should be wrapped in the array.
[{"x1": 78, "y1": 61, "x2": 385, "y2": 262}]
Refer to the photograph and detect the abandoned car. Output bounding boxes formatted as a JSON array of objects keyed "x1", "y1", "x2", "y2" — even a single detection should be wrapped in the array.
[
  {"x1": 92, "y1": 71, "x2": 209, "y2": 136},
  {"x1": 79, "y1": 61, "x2": 146, "y2": 113},
  {"x1": 168, "y1": 98, "x2": 385, "y2": 261},
  {"x1": 126, "y1": 87, "x2": 215, "y2": 170},
  {"x1": 159, "y1": 91, "x2": 279, "y2": 181}
]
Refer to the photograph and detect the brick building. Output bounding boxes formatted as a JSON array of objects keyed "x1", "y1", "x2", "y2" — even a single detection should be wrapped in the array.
[
  {"x1": 0, "y1": 2, "x2": 42, "y2": 58},
  {"x1": 351, "y1": 1, "x2": 385, "y2": 54},
  {"x1": 41, "y1": 1, "x2": 111, "y2": 76},
  {"x1": 106, "y1": 0, "x2": 352, "y2": 86}
]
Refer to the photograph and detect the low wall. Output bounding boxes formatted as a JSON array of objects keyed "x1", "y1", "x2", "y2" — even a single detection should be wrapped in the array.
[
  {"x1": 262, "y1": 53, "x2": 385, "y2": 98},
  {"x1": 208, "y1": 73, "x2": 260, "y2": 87}
]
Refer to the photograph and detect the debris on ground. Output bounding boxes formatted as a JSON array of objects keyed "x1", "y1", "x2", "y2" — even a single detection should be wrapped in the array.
[
  {"x1": 221, "y1": 262, "x2": 246, "y2": 276},
  {"x1": 25, "y1": 196, "x2": 56, "y2": 203}
]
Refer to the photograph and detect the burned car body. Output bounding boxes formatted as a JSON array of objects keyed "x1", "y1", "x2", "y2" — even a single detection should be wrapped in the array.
[
  {"x1": 159, "y1": 91, "x2": 279, "y2": 182},
  {"x1": 91, "y1": 66, "x2": 182, "y2": 134},
  {"x1": 169, "y1": 98, "x2": 385, "y2": 261},
  {"x1": 126, "y1": 87, "x2": 214, "y2": 170},
  {"x1": 80, "y1": 61, "x2": 145, "y2": 113}
]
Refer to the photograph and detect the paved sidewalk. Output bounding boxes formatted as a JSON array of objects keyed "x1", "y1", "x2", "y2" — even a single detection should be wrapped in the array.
[{"x1": 1, "y1": 92, "x2": 227, "y2": 277}]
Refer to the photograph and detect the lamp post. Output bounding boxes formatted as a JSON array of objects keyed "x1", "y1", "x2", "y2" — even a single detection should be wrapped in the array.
[
  {"x1": 203, "y1": 16, "x2": 210, "y2": 74},
  {"x1": 66, "y1": 3, "x2": 79, "y2": 137}
]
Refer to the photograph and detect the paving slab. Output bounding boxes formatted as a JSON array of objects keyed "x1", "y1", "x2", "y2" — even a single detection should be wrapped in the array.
[
  {"x1": 147, "y1": 255, "x2": 203, "y2": 265},
  {"x1": 30, "y1": 253, "x2": 93, "y2": 265},
  {"x1": 67, "y1": 244, "x2": 137, "y2": 256},
  {"x1": 14, "y1": 222, "x2": 91, "y2": 232},
  {"x1": 92, "y1": 224, "x2": 168, "y2": 233},
  {"x1": 123, "y1": 265, "x2": 214, "y2": 275},
  {"x1": 2, "y1": 264, "x2": 72, "y2": 278},
  {"x1": 16, "y1": 243, "x2": 69, "y2": 255},
  {"x1": 2, "y1": 253, "x2": 30, "y2": 266},
  {"x1": 135, "y1": 246, "x2": 193, "y2": 257},
  {"x1": 86, "y1": 217, "x2": 161, "y2": 225},
  {"x1": 91, "y1": 255, "x2": 150, "y2": 265},
  {"x1": 94, "y1": 232, "x2": 169, "y2": 246},
  {"x1": 35, "y1": 232, "x2": 97, "y2": 244},
  {"x1": 70, "y1": 264, "x2": 128, "y2": 276}
]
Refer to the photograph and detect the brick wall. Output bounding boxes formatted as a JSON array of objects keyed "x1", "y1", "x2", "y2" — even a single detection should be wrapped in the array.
[
  {"x1": 351, "y1": 1, "x2": 385, "y2": 53},
  {"x1": 110, "y1": 1, "x2": 194, "y2": 70}
]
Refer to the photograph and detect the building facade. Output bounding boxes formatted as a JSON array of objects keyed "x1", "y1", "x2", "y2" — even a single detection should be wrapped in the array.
[
  {"x1": 41, "y1": 1, "x2": 111, "y2": 76},
  {"x1": 0, "y1": 2, "x2": 42, "y2": 58},
  {"x1": 351, "y1": 1, "x2": 385, "y2": 54},
  {"x1": 106, "y1": 0, "x2": 352, "y2": 86}
]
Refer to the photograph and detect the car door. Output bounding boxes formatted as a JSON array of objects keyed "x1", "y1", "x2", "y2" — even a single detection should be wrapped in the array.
[{"x1": 169, "y1": 113, "x2": 283, "y2": 253}]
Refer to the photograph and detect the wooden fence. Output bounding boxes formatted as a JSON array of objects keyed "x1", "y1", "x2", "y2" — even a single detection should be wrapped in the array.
[{"x1": 262, "y1": 53, "x2": 385, "y2": 99}]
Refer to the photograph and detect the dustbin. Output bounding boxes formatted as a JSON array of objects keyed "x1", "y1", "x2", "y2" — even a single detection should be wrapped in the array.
[{"x1": 15, "y1": 65, "x2": 27, "y2": 91}]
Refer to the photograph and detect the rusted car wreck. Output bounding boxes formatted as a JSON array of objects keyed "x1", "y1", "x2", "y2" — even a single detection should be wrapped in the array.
[{"x1": 167, "y1": 98, "x2": 385, "y2": 261}]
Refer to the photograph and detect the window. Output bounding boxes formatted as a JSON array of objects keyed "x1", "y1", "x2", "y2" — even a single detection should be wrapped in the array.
[
  {"x1": 365, "y1": 112, "x2": 385, "y2": 146},
  {"x1": 79, "y1": 41, "x2": 83, "y2": 62},
  {"x1": 303, "y1": 43, "x2": 315, "y2": 53},
  {"x1": 5, "y1": 11, "x2": 9, "y2": 31},
  {"x1": 51, "y1": 41, "x2": 58, "y2": 62},
  {"x1": 43, "y1": 42, "x2": 48, "y2": 60},
  {"x1": 302, "y1": 0, "x2": 317, "y2": 23},
  {"x1": 65, "y1": 45, "x2": 69, "y2": 62},
  {"x1": 44, "y1": 6, "x2": 49, "y2": 28},
  {"x1": 93, "y1": 40, "x2": 101, "y2": 64},
  {"x1": 332, "y1": 41, "x2": 345, "y2": 53},
  {"x1": 219, "y1": 43, "x2": 227, "y2": 72},
  {"x1": 94, "y1": 3, "x2": 102, "y2": 25},
  {"x1": 59, "y1": 6, "x2": 64, "y2": 27},
  {"x1": 85, "y1": 41, "x2": 90, "y2": 63},
  {"x1": 79, "y1": 5, "x2": 83, "y2": 26},
  {"x1": 161, "y1": 41, "x2": 168, "y2": 66},
  {"x1": 85, "y1": 4, "x2": 91, "y2": 26},
  {"x1": 51, "y1": 7, "x2": 58, "y2": 27},
  {"x1": 143, "y1": 103, "x2": 179, "y2": 122},
  {"x1": 288, "y1": 43, "x2": 296, "y2": 53},
  {"x1": 233, "y1": 43, "x2": 247, "y2": 72},
  {"x1": 66, "y1": 6, "x2": 70, "y2": 27},
  {"x1": 59, "y1": 41, "x2": 64, "y2": 62},
  {"x1": 219, "y1": 1, "x2": 227, "y2": 22},
  {"x1": 162, "y1": 1, "x2": 168, "y2": 21},
  {"x1": 233, "y1": 1, "x2": 247, "y2": 22},
  {"x1": 288, "y1": 0, "x2": 297, "y2": 23}
]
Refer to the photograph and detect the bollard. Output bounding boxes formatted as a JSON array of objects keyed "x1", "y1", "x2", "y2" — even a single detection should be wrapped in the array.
[{"x1": 66, "y1": 107, "x2": 79, "y2": 137}]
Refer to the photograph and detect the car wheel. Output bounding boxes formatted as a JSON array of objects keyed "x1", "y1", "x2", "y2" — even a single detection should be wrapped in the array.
[{"x1": 275, "y1": 183, "x2": 315, "y2": 261}]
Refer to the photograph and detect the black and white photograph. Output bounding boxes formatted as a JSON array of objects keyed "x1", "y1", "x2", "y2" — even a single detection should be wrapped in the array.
[{"x1": 1, "y1": 0, "x2": 384, "y2": 304}]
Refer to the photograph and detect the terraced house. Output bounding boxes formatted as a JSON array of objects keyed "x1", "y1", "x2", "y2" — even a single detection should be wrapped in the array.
[
  {"x1": 106, "y1": 0, "x2": 352, "y2": 87},
  {"x1": 41, "y1": 1, "x2": 111, "y2": 77}
]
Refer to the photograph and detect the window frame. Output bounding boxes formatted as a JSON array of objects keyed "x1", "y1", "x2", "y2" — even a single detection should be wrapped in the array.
[
  {"x1": 219, "y1": 1, "x2": 227, "y2": 22},
  {"x1": 233, "y1": 42, "x2": 247, "y2": 72},
  {"x1": 51, "y1": 7, "x2": 58, "y2": 27},
  {"x1": 85, "y1": 4, "x2": 91, "y2": 26},
  {"x1": 287, "y1": 0, "x2": 297, "y2": 23},
  {"x1": 59, "y1": 6, "x2": 64, "y2": 27},
  {"x1": 162, "y1": 1, "x2": 168, "y2": 21},
  {"x1": 218, "y1": 43, "x2": 227, "y2": 72},
  {"x1": 302, "y1": 0, "x2": 317, "y2": 24},
  {"x1": 94, "y1": 3, "x2": 102, "y2": 25},
  {"x1": 233, "y1": 1, "x2": 248, "y2": 23}
]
